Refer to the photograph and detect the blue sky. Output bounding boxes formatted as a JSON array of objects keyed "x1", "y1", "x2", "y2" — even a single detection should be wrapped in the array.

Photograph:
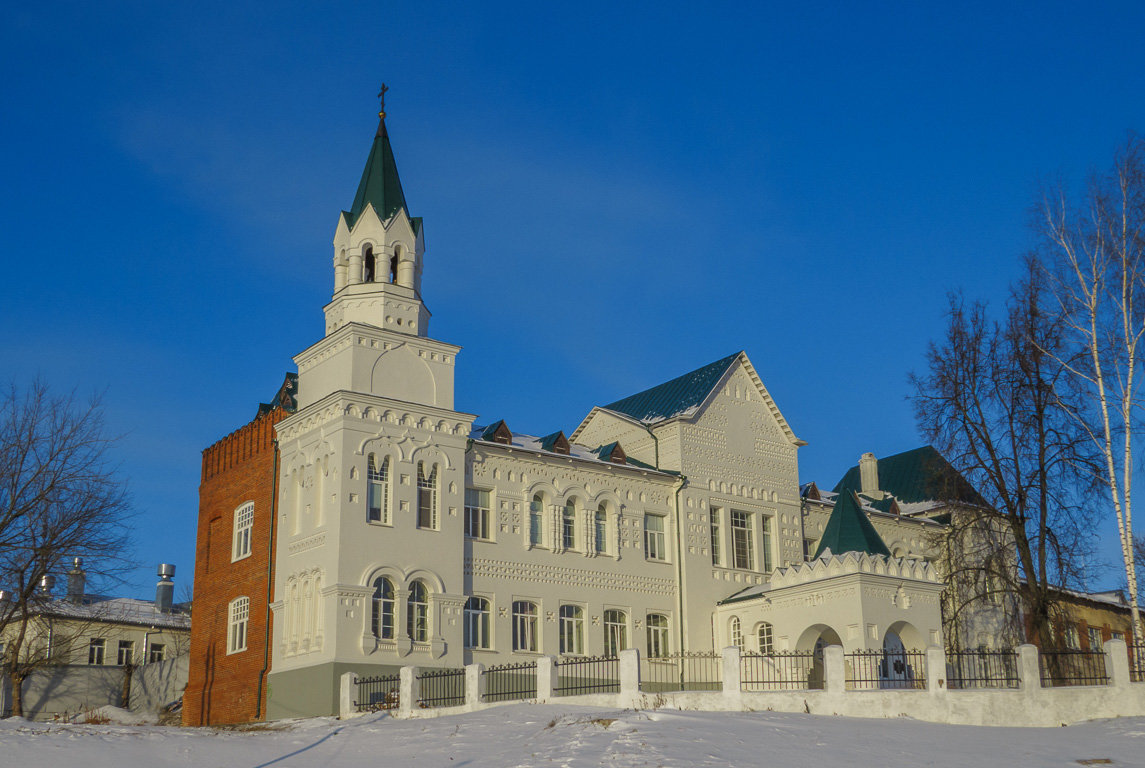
[{"x1": 3, "y1": 1, "x2": 1145, "y2": 597}]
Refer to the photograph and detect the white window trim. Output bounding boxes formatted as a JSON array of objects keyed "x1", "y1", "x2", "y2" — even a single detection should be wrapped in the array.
[
  {"x1": 644, "y1": 513, "x2": 668, "y2": 562},
  {"x1": 367, "y1": 454, "x2": 392, "y2": 526},
  {"x1": 232, "y1": 501, "x2": 255, "y2": 562},
  {"x1": 228, "y1": 596, "x2": 250, "y2": 654},
  {"x1": 465, "y1": 488, "x2": 493, "y2": 541}
]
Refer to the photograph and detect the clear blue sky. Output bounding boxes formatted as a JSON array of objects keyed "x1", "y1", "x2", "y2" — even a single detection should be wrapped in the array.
[{"x1": 3, "y1": 1, "x2": 1144, "y2": 598}]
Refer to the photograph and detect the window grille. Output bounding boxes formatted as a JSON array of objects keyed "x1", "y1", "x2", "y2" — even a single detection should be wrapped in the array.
[
  {"x1": 464, "y1": 596, "x2": 490, "y2": 649},
  {"x1": 604, "y1": 609, "x2": 627, "y2": 656},
  {"x1": 731, "y1": 510, "x2": 753, "y2": 569},
  {"x1": 372, "y1": 577, "x2": 395, "y2": 639},
  {"x1": 417, "y1": 464, "x2": 438, "y2": 529},
  {"x1": 559, "y1": 605, "x2": 584, "y2": 655},
  {"x1": 594, "y1": 506, "x2": 608, "y2": 554},
  {"x1": 513, "y1": 601, "x2": 538, "y2": 652},
  {"x1": 407, "y1": 581, "x2": 428, "y2": 642},
  {"x1": 367, "y1": 454, "x2": 389, "y2": 524},
  {"x1": 464, "y1": 488, "x2": 491, "y2": 539},
  {"x1": 228, "y1": 597, "x2": 249, "y2": 653},
  {"x1": 644, "y1": 514, "x2": 666, "y2": 561},
  {"x1": 232, "y1": 502, "x2": 254, "y2": 561},
  {"x1": 562, "y1": 500, "x2": 577, "y2": 550},
  {"x1": 646, "y1": 613, "x2": 669, "y2": 658}
]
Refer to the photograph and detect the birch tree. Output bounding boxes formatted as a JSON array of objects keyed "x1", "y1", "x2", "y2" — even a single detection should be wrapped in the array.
[{"x1": 1042, "y1": 135, "x2": 1145, "y2": 645}]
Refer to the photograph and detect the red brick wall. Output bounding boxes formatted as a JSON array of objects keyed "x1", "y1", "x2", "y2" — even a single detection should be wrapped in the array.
[{"x1": 183, "y1": 408, "x2": 287, "y2": 725}]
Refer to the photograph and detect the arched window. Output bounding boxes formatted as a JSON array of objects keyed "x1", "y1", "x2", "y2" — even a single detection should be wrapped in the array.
[
  {"x1": 417, "y1": 463, "x2": 438, "y2": 529},
  {"x1": 371, "y1": 577, "x2": 395, "y2": 639},
  {"x1": 389, "y1": 245, "x2": 400, "y2": 283},
  {"x1": 559, "y1": 605, "x2": 584, "y2": 655},
  {"x1": 594, "y1": 504, "x2": 608, "y2": 554},
  {"x1": 512, "y1": 600, "x2": 538, "y2": 652},
  {"x1": 228, "y1": 597, "x2": 250, "y2": 654},
  {"x1": 367, "y1": 454, "x2": 390, "y2": 524},
  {"x1": 646, "y1": 613, "x2": 669, "y2": 658},
  {"x1": 604, "y1": 609, "x2": 627, "y2": 656},
  {"x1": 464, "y1": 596, "x2": 490, "y2": 649},
  {"x1": 562, "y1": 498, "x2": 577, "y2": 550},
  {"x1": 407, "y1": 581, "x2": 428, "y2": 642},
  {"x1": 363, "y1": 245, "x2": 375, "y2": 282},
  {"x1": 756, "y1": 622, "x2": 773, "y2": 654},
  {"x1": 529, "y1": 493, "x2": 544, "y2": 546},
  {"x1": 730, "y1": 616, "x2": 743, "y2": 650},
  {"x1": 232, "y1": 502, "x2": 254, "y2": 561}
]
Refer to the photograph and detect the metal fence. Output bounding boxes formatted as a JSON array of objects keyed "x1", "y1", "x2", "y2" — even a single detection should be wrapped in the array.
[
  {"x1": 946, "y1": 649, "x2": 1019, "y2": 690},
  {"x1": 741, "y1": 651, "x2": 822, "y2": 691},
  {"x1": 554, "y1": 655, "x2": 620, "y2": 696},
  {"x1": 416, "y1": 668, "x2": 467, "y2": 708},
  {"x1": 640, "y1": 652, "x2": 722, "y2": 693},
  {"x1": 482, "y1": 661, "x2": 538, "y2": 703},
  {"x1": 355, "y1": 673, "x2": 401, "y2": 712},
  {"x1": 844, "y1": 649, "x2": 926, "y2": 690},
  {"x1": 1039, "y1": 649, "x2": 1109, "y2": 687},
  {"x1": 1131, "y1": 645, "x2": 1145, "y2": 683}
]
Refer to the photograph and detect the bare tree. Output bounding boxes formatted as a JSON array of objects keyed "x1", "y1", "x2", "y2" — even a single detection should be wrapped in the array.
[
  {"x1": 0, "y1": 381, "x2": 132, "y2": 716},
  {"x1": 1041, "y1": 135, "x2": 1145, "y2": 645},
  {"x1": 910, "y1": 261, "x2": 1094, "y2": 649}
]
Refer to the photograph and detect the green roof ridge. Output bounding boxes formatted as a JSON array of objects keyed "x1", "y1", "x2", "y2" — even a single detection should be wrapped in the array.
[
  {"x1": 347, "y1": 119, "x2": 408, "y2": 228},
  {"x1": 604, "y1": 352, "x2": 741, "y2": 424},
  {"x1": 813, "y1": 490, "x2": 891, "y2": 558}
]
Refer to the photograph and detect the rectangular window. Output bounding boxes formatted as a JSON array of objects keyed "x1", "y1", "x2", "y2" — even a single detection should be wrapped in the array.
[
  {"x1": 117, "y1": 640, "x2": 135, "y2": 666},
  {"x1": 644, "y1": 514, "x2": 666, "y2": 561},
  {"x1": 529, "y1": 496, "x2": 543, "y2": 546},
  {"x1": 1064, "y1": 624, "x2": 1080, "y2": 649},
  {"x1": 1088, "y1": 626, "x2": 1103, "y2": 651},
  {"x1": 417, "y1": 464, "x2": 438, "y2": 529},
  {"x1": 512, "y1": 601, "x2": 538, "y2": 652},
  {"x1": 594, "y1": 509, "x2": 608, "y2": 554},
  {"x1": 465, "y1": 488, "x2": 491, "y2": 540},
  {"x1": 559, "y1": 605, "x2": 584, "y2": 655},
  {"x1": 710, "y1": 510, "x2": 721, "y2": 565},
  {"x1": 646, "y1": 614, "x2": 669, "y2": 658},
  {"x1": 88, "y1": 638, "x2": 106, "y2": 665},
  {"x1": 760, "y1": 515, "x2": 772, "y2": 572},
  {"x1": 149, "y1": 643, "x2": 166, "y2": 663},
  {"x1": 731, "y1": 510, "x2": 753, "y2": 570},
  {"x1": 228, "y1": 597, "x2": 250, "y2": 654},
  {"x1": 604, "y1": 610, "x2": 627, "y2": 657},
  {"x1": 464, "y1": 597, "x2": 490, "y2": 650},
  {"x1": 367, "y1": 455, "x2": 389, "y2": 524},
  {"x1": 562, "y1": 505, "x2": 576, "y2": 550},
  {"x1": 232, "y1": 502, "x2": 254, "y2": 561}
]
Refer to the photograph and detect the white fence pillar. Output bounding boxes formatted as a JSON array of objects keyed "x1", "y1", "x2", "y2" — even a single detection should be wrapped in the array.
[
  {"x1": 925, "y1": 646, "x2": 946, "y2": 694},
  {"x1": 722, "y1": 646, "x2": 742, "y2": 708},
  {"x1": 1017, "y1": 644, "x2": 1041, "y2": 692},
  {"x1": 1105, "y1": 638, "x2": 1130, "y2": 688},
  {"x1": 338, "y1": 671, "x2": 359, "y2": 719},
  {"x1": 466, "y1": 663, "x2": 485, "y2": 708},
  {"x1": 620, "y1": 648, "x2": 641, "y2": 706},
  {"x1": 399, "y1": 666, "x2": 419, "y2": 717},
  {"x1": 824, "y1": 645, "x2": 845, "y2": 695},
  {"x1": 536, "y1": 655, "x2": 556, "y2": 701}
]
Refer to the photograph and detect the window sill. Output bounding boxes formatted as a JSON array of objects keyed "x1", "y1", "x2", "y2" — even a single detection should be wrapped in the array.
[
  {"x1": 644, "y1": 557, "x2": 672, "y2": 565},
  {"x1": 466, "y1": 535, "x2": 495, "y2": 543},
  {"x1": 231, "y1": 552, "x2": 252, "y2": 564},
  {"x1": 366, "y1": 520, "x2": 393, "y2": 528}
]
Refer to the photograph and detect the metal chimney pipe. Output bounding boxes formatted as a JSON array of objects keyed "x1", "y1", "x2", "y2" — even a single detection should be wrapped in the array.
[
  {"x1": 155, "y1": 563, "x2": 175, "y2": 613},
  {"x1": 67, "y1": 557, "x2": 86, "y2": 603}
]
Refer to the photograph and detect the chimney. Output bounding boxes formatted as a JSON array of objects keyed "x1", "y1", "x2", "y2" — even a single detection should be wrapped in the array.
[
  {"x1": 38, "y1": 574, "x2": 57, "y2": 598},
  {"x1": 155, "y1": 563, "x2": 175, "y2": 612},
  {"x1": 859, "y1": 452, "x2": 879, "y2": 496},
  {"x1": 67, "y1": 557, "x2": 86, "y2": 603}
]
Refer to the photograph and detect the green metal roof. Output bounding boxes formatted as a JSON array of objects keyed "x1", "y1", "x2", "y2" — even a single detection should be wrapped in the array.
[
  {"x1": 832, "y1": 445, "x2": 986, "y2": 506},
  {"x1": 539, "y1": 431, "x2": 568, "y2": 453},
  {"x1": 604, "y1": 352, "x2": 741, "y2": 424},
  {"x1": 813, "y1": 490, "x2": 892, "y2": 558},
  {"x1": 346, "y1": 119, "x2": 408, "y2": 228}
]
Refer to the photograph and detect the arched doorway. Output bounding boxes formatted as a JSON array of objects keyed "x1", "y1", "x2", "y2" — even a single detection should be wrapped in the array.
[
  {"x1": 796, "y1": 624, "x2": 842, "y2": 690},
  {"x1": 881, "y1": 622, "x2": 924, "y2": 689}
]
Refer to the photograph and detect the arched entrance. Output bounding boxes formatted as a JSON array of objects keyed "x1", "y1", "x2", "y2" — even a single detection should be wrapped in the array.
[
  {"x1": 795, "y1": 624, "x2": 842, "y2": 690},
  {"x1": 881, "y1": 621, "x2": 924, "y2": 689}
]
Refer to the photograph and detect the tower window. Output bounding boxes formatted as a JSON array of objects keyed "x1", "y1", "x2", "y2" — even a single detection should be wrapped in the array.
[
  {"x1": 228, "y1": 597, "x2": 250, "y2": 654},
  {"x1": 367, "y1": 454, "x2": 390, "y2": 524},
  {"x1": 232, "y1": 501, "x2": 254, "y2": 561},
  {"x1": 417, "y1": 463, "x2": 438, "y2": 529}
]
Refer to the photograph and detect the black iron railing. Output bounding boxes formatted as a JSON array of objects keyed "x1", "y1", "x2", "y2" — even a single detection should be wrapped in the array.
[
  {"x1": 1039, "y1": 649, "x2": 1109, "y2": 687},
  {"x1": 416, "y1": 668, "x2": 466, "y2": 708},
  {"x1": 741, "y1": 651, "x2": 822, "y2": 691},
  {"x1": 554, "y1": 655, "x2": 620, "y2": 696},
  {"x1": 946, "y1": 649, "x2": 1019, "y2": 689},
  {"x1": 844, "y1": 649, "x2": 926, "y2": 690},
  {"x1": 355, "y1": 673, "x2": 401, "y2": 712},
  {"x1": 640, "y1": 652, "x2": 722, "y2": 693},
  {"x1": 482, "y1": 660, "x2": 538, "y2": 702},
  {"x1": 1130, "y1": 645, "x2": 1145, "y2": 683}
]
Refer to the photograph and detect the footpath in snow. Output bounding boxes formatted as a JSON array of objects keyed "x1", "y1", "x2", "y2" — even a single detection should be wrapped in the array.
[{"x1": 2, "y1": 704, "x2": 1144, "y2": 768}]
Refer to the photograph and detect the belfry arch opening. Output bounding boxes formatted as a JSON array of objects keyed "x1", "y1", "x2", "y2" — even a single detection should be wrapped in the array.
[
  {"x1": 363, "y1": 245, "x2": 375, "y2": 283},
  {"x1": 390, "y1": 245, "x2": 400, "y2": 284}
]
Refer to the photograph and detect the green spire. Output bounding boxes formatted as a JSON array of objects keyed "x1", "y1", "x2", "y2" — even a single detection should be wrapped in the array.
[
  {"x1": 813, "y1": 490, "x2": 892, "y2": 558},
  {"x1": 346, "y1": 115, "x2": 408, "y2": 229}
]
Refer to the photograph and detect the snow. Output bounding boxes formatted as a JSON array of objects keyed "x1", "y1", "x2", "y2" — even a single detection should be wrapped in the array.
[{"x1": 3, "y1": 704, "x2": 1144, "y2": 768}]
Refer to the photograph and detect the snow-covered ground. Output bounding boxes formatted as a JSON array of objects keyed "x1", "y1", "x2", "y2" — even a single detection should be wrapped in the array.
[{"x1": 2, "y1": 705, "x2": 1143, "y2": 767}]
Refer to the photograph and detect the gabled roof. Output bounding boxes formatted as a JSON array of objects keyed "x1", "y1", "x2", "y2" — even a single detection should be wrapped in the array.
[
  {"x1": 832, "y1": 445, "x2": 987, "y2": 507},
  {"x1": 344, "y1": 118, "x2": 408, "y2": 229},
  {"x1": 31, "y1": 595, "x2": 191, "y2": 631},
  {"x1": 813, "y1": 490, "x2": 892, "y2": 558},
  {"x1": 603, "y1": 352, "x2": 741, "y2": 425}
]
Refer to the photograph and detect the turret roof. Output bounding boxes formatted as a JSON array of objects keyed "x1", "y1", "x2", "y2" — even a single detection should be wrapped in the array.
[
  {"x1": 813, "y1": 490, "x2": 892, "y2": 558},
  {"x1": 344, "y1": 118, "x2": 408, "y2": 229}
]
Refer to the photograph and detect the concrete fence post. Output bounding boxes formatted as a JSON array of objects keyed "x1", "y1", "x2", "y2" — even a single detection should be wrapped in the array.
[
  {"x1": 1017, "y1": 644, "x2": 1041, "y2": 693},
  {"x1": 1105, "y1": 638, "x2": 1130, "y2": 688},
  {"x1": 466, "y1": 663, "x2": 485, "y2": 708},
  {"x1": 824, "y1": 645, "x2": 845, "y2": 695},
  {"x1": 722, "y1": 646, "x2": 743, "y2": 709},
  {"x1": 338, "y1": 671, "x2": 359, "y2": 718},
  {"x1": 536, "y1": 655, "x2": 556, "y2": 701},
  {"x1": 399, "y1": 666, "x2": 418, "y2": 717},
  {"x1": 619, "y1": 648, "x2": 641, "y2": 706},
  {"x1": 925, "y1": 646, "x2": 946, "y2": 694}
]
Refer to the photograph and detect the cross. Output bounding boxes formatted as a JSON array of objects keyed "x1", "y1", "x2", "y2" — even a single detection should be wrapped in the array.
[{"x1": 377, "y1": 84, "x2": 389, "y2": 119}]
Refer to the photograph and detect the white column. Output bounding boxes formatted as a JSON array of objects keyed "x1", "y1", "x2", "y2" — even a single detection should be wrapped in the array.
[
  {"x1": 1105, "y1": 638, "x2": 1130, "y2": 687},
  {"x1": 465, "y1": 663, "x2": 485, "y2": 708},
  {"x1": 925, "y1": 645, "x2": 946, "y2": 694},
  {"x1": 348, "y1": 253, "x2": 363, "y2": 285},
  {"x1": 397, "y1": 257, "x2": 415, "y2": 289},
  {"x1": 536, "y1": 655, "x2": 556, "y2": 701},
  {"x1": 1017, "y1": 644, "x2": 1041, "y2": 692},
  {"x1": 619, "y1": 648, "x2": 641, "y2": 706},
  {"x1": 399, "y1": 666, "x2": 418, "y2": 717},
  {"x1": 338, "y1": 671, "x2": 358, "y2": 718},
  {"x1": 722, "y1": 645, "x2": 742, "y2": 708},
  {"x1": 824, "y1": 644, "x2": 846, "y2": 694}
]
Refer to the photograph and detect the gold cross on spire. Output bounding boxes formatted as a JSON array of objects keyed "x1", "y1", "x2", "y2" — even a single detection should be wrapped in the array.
[{"x1": 377, "y1": 83, "x2": 389, "y2": 120}]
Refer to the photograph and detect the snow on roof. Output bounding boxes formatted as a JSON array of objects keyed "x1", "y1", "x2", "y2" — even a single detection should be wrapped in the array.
[
  {"x1": 31, "y1": 595, "x2": 191, "y2": 630},
  {"x1": 469, "y1": 426, "x2": 673, "y2": 476},
  {"x1": 807, "y1": 489, "x2": 945, "y2": 526}
]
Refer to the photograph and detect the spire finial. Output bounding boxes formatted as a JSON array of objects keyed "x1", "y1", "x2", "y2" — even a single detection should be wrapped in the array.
[{"x1": 377, "y1": 83, "x2": 389, "y2": 120}]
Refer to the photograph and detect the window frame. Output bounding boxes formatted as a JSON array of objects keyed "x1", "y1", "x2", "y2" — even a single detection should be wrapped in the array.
[
  {"x1": 644, "y1": 513, "x2": 667, "y2": 561},
  {"x1": 371, "y1": 577, "x2": 396, "y2": 640},
  {"x1": 756, "y1": 621, "x2": 774, "y2": 654},
  {"x1": 594, "y1": 505, "x2": 609, "y2": 555},
  {"x1": 710, "y1": 509, "x2": 722, "y2": 566},
  {"x1": 464, "y1": 488, "x2": 492, "y2": 540},
  {"x1": 730, "y1": 616, "x2": 743, "y2": 650},
  {"x1": 407, "y1": 580, "x2": 429, "y2": 642},
  {"x1": 559, "y1": 604, "x2": 585, "y2": 655},
  {"x1": 512, "y1": 600, "x2": 539, "y2": 653},
  {"x1": 646, "y1": 613, "x2": 669, "y2": 659},
  {"x1": 603, "y1": 609, "x2": 628, "y2": 657},
  {"x1": 148, "y1": 643, "x2": 166, "y2": 664},
  {"x1": 88, "y1": 637, "x2": 106, "y2": 665},
  {"x1": 730, "y1": 510, "x2": 754, "y2": 570},
  {"x1": 562, "y1": 499, "x2": 577, "y2": 550},
  {"x1": 367, "y1": 454, "x2": 391, "y2": 525},
  {"x1": 416, "y1": 462, "x2": 439, "y2": 530},
  {"x1": 232, "y1": 501, "x2": 255, "y2": 562},
  {"x1": 228, "y1": 596, "x2": 250, "y2": 654},
  {"x1": 117, "y1": 640, "x2": 135, "y2": 666},
  {"x1": 464, "y1": 596, "x2": 491, "y2": 650},
  {"x1": 529, "y1": 494, "x2": 545, "y2": 547}
]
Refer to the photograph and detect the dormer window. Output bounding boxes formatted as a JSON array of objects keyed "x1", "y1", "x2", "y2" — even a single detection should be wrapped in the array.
[{"x1": 541, "y1": 430, "x2": 570, "y2": 455}]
